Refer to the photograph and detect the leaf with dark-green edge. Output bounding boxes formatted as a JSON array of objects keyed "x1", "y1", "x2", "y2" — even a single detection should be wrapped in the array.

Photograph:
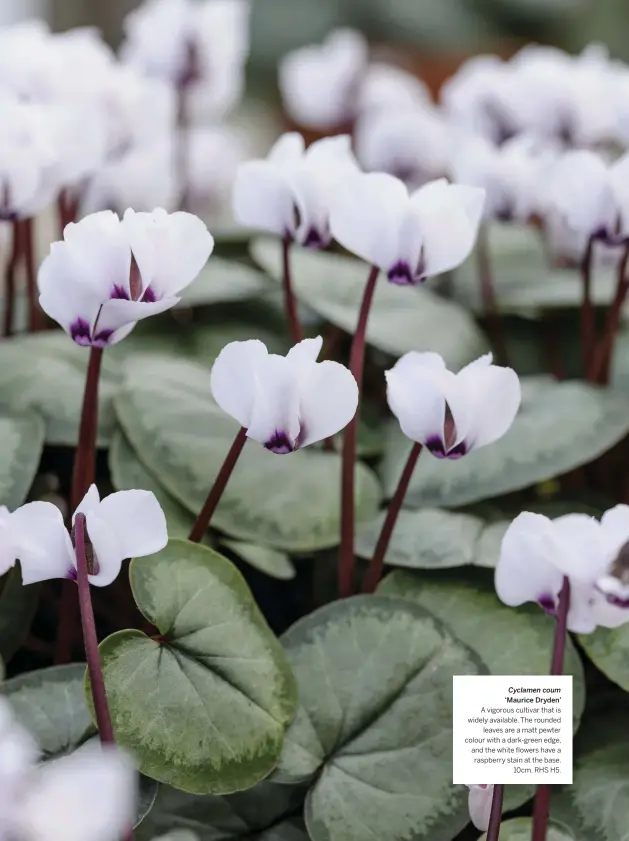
[
  {"x1": 451, "y1": 222, "x2": 623, "y2": 317},
  {"x1": 221, "y1": 540, "x2": 296, "y2": 580},
  {"x1": 177, "y1": 258, "x2": 270, "y2": 308},
  {"x1": 479, "y1": 818, "x2": 577, "y2": 841},
  {"x1": 0, "y1": 567, "x2": 40, "y2": 662},
  {"x1": 0, "y1": 410, "x2": 45, "y2": 510},
  {"x1": 90, "y1": 539, "x2": 298, "y2": 794},
  {"x1": 0, "y1": 333, "x2": 119, "y2": 447},
  {"x1": 377, "y1": 569, "x2": 585, "y2": 813},
  {"x1": 250, "y1": 237, "x2": 489, "y2": 369},
  {"x1": 113, "y1": 356, "x2": 382, "y2": 552},
  {"x1": 380, "y1": 376, "x2": 629, "y2": 508},
  {"x1": 579, "y1": 624, "x2": 629, "y2": 692},
  {"x1": 136, "y1": 780, "x2": 307, "y2": 841},
  {"x1": 273, "y1": 595, "x2": 487, "y2": 841},
  {"x1": 1, "y1": 664, "x2": 157, "y2": 826},
  {"x1": 355, "y1": 508, "x2": 509, "y2": 570}
]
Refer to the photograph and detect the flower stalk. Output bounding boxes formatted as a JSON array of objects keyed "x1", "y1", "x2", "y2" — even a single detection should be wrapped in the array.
[
  {"x1": 338, "y1": 264, "x2": 379, "y2": 598},
  {"x1": 530, "y1": 576, "x2": 571, "y2": 841},
  {"x1": 282, "y1": 236, "x2": 303, "y2": 345},
  {"x1": 362, "y1": 442, "x2": 422, "y2": 593},
  {"x1": 485, "y1": 784, "x2": 504, "y2": 841},
  {"x1": 477, "y1": 224, "x2": 508, "y2": 367},
  {"x1": 588, "y1": 243, "x2": 629, "y2": 384},
  {"x1": 580, "y1": 235, "x2": 596, "y2": 377},
  {"x1": 2, "y1": 219, "x2": 21, "y2": 338},
  {"x1": 23, "y1": 218, "x2": 43, "y2": 333},
  {"x1": 189, "y1": 426, "x2": 248, "y2": 542}
]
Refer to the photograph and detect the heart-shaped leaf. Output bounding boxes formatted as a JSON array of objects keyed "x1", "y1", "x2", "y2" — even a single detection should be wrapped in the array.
[
  {"x1": 0, "y1": 333, "x2": 118, "y2": 447},
  {"x1": 378, "y1": 570, "x2": 586, "y2": 813},
  {"x1": 113, "y1": 355, "x2": 382, "y2": 552},
  {"x1": 274, "y1": 595, "x2": 486, "y2": 841},
  {"x1": 355, "y1": 508, "x2": 508, "y2": 570},
  {"x1": 221, "y1": 540, "x2": 296, "y2": 580},
  {"x1": 480, "y1": 818, "x2": 577, "y2": 841},
  {"x1": 381, "y1": 376, "x2": 629, "y2": 508},
  {"x1": 0, "y1": 410, "x2": 45, "y2": 509},
  {"x1": 250, "y1": 238, "x2": 489, "y2": 369},
  {"x1": 136, "y1": 780, "x2": 307, "y2": 841},
  {"x1": 94, "y1": 539, "x2": 298, "y2": 794}
]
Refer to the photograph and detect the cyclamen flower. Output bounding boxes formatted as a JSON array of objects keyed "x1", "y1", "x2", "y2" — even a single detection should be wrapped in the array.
[
  {"x1": 278, "y1": 28, "x2": 368, "y2": 130},
  {"x1": 0, "y1": 697, "x2": 136, "y2": 841},
  {"x1": 467, "y1": 784, "x2": 494, "y2": 831},
  {"x1": 495, "y1": 508, "x2": 629, "y2": 632},
  {"x1": 356, "y1": 62, "x2": 432, "y2": 116},
  {"x1": 232, "y1": 132, "x2": 359, "y2": 248},
  {"x1": 8, "y1": 485, "x2": 168, "y2": 587},
  {"x1": 330, "y1": 174, "x2": 485, "y2": 285},
  {"x1": 38, "y1": 208, "x2": 214, "y2": 347},
  {"x1": 386, "y1": 352, "x2": 521, "y2": 459},
  {"x1": 210, "y1": 336, "x2": 358, "y2": 453}
]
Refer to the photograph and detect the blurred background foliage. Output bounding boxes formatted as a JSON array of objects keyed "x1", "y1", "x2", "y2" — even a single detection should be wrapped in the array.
[{"x1": 0, "y1": 0, "x2": 620, "y2": 75}]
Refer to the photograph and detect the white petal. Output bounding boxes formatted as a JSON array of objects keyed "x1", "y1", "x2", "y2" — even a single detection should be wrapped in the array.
[
  {"x1": 94, "y1": 296, "x2": 179, "y2": 340},
  {"x1": 210, "y1": 339, "x2": 269, "y2": 427},
  {"x1": 11, "y1": 503, "x2": 75, "y2": 585},
  {"x1": 298, "y1": 361, "x2": 358, "y2": 447},
  {"x1": 232, "y1": 160, "x2": 294, "y2": 236},
  {"x1": 330, "y1": 172, "x2": 408, "y2": 270},
  {"x1": 16, "y1": 742, "x2": 137, "y2": 841},
  {"x1": 246, "y1": 354, "x2": 302, "y2": 450},
  {"x1": 286, "y1": 336, "x2": 324, "y2": 366},
  {"x1": 456, "y1": 356, "x2": 521, "y2": 451},
  {"x1": 123, "y1": 208, "x2": 214, "y2": 297},
  {"x1": 97, "y1": 490, "x2": 168, "y2": 560},
  {"x1": 73, "y1": 484, "x2": 101, "y2": 519},
  {"x1": 551, "y1": 514, "x2": 608, "y2": 583},
  {"x1": 600, "y1": 504, "x2": 629, "y2": 556},
  {"x1": 267, "y1": 132, "x2": 305, "y2": 166},
  {"x1": 467, "y1": 785, "x2": 493, "y2": 831},
  {"x1": 494, "y1": 512, "x2": 564, "y2": 609},
  {"x1": 38, "y1": 243, "x2": 104, "y2": 341},
  {"x1": 84, "y1": 513, "x2": 124, "y2": 588}
]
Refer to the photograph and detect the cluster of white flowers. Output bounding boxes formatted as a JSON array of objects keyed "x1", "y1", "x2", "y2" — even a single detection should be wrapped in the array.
[
  {"x1": 0, "y1": 1, "x2": 250, "y2": 224},
  {"x1": 0, "y1": 696, "x2": 136, "y2": 841}
]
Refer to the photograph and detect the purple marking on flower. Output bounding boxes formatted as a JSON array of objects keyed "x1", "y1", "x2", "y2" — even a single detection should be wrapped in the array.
[
  {"x1": 67, "y1": 567, "x2": 78, "y2": 582},
  {"x1": 387, "y1": 261, "x2": 416, "y2": 285},
  {"x1": 93, "y1": 329, "x2": 114, "y2": 347},
  {"x1": 599, "y1": 590, "x2": 629, "y2": 609},
  {"x1": 303, "y1": 227, "x2": 324, "y2": 249},
  {"x1": 142, "y1": 285, "x2": 157, "y2": 303},
  {"x1": 70, "y1": 318, "x2": 92, "y2": 346},
  {"x1": 538, "y1": 594, "x2": 556, "y2": 615},
  {"x1": 111, "y1": 285, "x2": 130, "y2": 300},
  {"x1": 264, "y1": 431, "x2": 295, "y2": 454},
  {"x1": 425, "y1": 436, "x2": 467, "y2": 459}
]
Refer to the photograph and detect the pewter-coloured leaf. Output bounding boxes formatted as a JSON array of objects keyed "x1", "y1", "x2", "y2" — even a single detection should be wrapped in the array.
[
  {"x1": 0, "y1": 410, "x2": 45, "y2": 509},
  {"x1": 178, "y1": 258, "x2": 270, "y2": 308}
]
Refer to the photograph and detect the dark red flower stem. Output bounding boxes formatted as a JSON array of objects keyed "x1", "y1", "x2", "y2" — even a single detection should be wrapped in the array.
[
  {"x1": 57, "y1": 189, "x2": 79, "y2": 237},
  {"x1": 531, "y1": 576, "x2": 571, "y2": 841},
  {"x1": 477, "y1": 224, "x2": 508, "y2": 367},
  {"x1": 22, "y1": 217, "x2": 43, "y2": 333},
  {"x1": 338, "y1": 265, "x2": 379, "y2": 598},
  {"x1": 485, "y1": 784, "x2": 504, "y2": 841},
  {"x1": 282, "y1": 237, "x2": 303, "y2": 345},
  {"x1": 189, "y1": 427, "x2": 248, "y2": 542},
  {"x1": 588, "y1": 243, "x2": 629, "y2": 385},
  {"x1": 580, "y1": 236, "x2": 596, "y2": 377},
  {"x1": 2, "y1": 219, "x2": 21, "y2": 338},
  {"x1": 55, "y1": 347, "x2": 103, "y2": 665},
  {"x1": 176, "y1": 83, "x2": 190, "y2": 212},
  {"x1": 74, "y1": 513, "x2": 115, "y2": 743},
  {"x1": 362, "y1": 442, "x2": 422, "y2": 594}
]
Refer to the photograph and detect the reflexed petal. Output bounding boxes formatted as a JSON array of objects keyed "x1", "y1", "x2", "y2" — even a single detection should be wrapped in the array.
[
  {"x1": 494, "y1": 512, "x2": 564, "y2": 609},
  {"x1": 298, "y1": 361, "x2": 358, "y2": 447},
  {"x1": 551, "y1": 514, "x2": 608, "y2": 582},
  {"x1": 11, "y1": 502, "x2": 74, "y2": 585},
  {"x1": 267, "y1": 132, "x2": 305, "y2": 166},
  {"x1": 567, "y1": 581, "x2": 604, "y2": 634},
  {"x1": 210, "y1": 339, "x2": 269, "y2": 427},
  {"x1": 286, "y1": 336, "x2": 323, "y2": 367},
  {"x1": 467, "y1": 784, "x2": 493, "y2": 831},
  {"x1": 589, "y1": 589, "x2": 629, "y2": 630},
  {"x1": 600, "y1": 504, "x2": 629, "y2": 556},
  {"x1": 329, "y1": 171, "x2": 408, "y2": 270},
  {"x1": 246, "y1": 354, "x2": 301, "y2": 449},
  {"x1": 232, "y1": 160, "x2": 294, "y2": 236},
  {"x1": 95, "y1": 296, "x2": 180, "y2": 340},
  {"x1": 123, "y1": 208, "x2": 214, "y2": 297},
  {"x1": 60, "y1": 212, "x2": 131, "y2": 298},
  {"x1": 38, "y1": 242, "x2": 103, "y2": 339},
  {"x1": 84, "y1": 513, "x2": 124, "y2": 587},
  {"x1": 16, "y1": 741, "x2": 137, "y2": 841},
  {"x1": 97, "y1": 490, "x2": 168, "y2": 560},
  {"x1": 457, "y1": 356, "x2": 521, "y2": 451},
  {"x1": 73, "y1": 484, "x2": 101, "y2": 519}
]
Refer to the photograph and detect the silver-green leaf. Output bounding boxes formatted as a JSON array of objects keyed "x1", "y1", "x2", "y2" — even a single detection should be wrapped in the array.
[{"x1": 0, "y1": 410, "x2": 45, "y2": 509}]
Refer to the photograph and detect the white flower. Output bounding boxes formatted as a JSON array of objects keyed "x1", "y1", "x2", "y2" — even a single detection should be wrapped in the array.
[
  {"x1": 495, "y1": 508, "x2": 629, "y2": 633},
  {"x1": 386, "y1": 352, "x2": 521, "y2": 459},
  {"x1": 330, "y1": 174, "x2": 485, "y2": 284},
  {"x1": 278, "y1": 28, "x2": 368, "y2": 130},
  {"x1": 467, "y1": 784, "x2": 493, "y2": 831},
  {"x1": 356, "y1": 62, "x2": 432, "y2": 116},
  {"x1": 354, "y1": 103, "x2": 449, "y2": 189},
  {"x1": 210, "y1": 336, "x2": 359, "y2": 452},
  {"x1": 81, "y1": 137, "x2": 178, "y2": 217},
  {"x1": 121, "y1": 0, "x2": 250, "y2": 120},
  {"x1": 184, "y1": 126, "x2": 248, "y2": 218},
  {"x1": 450, "y1": 133, "x2": 559, "y2": 223},
  {"x1": 232, "y1": 132, "x2": 359, "y2": 248},
  {"x1": 38, "y1": 208, "x2": 214, "y2": 347},
  {"x1": 0, "y1": 697, "x2": 136, "y2": 841},
  {"x1": 12, "y1": 484, "x2": 168, "y2": 587},
  {"x1": 440, "y1": 54, "x2": 513, "y2": 143}
]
